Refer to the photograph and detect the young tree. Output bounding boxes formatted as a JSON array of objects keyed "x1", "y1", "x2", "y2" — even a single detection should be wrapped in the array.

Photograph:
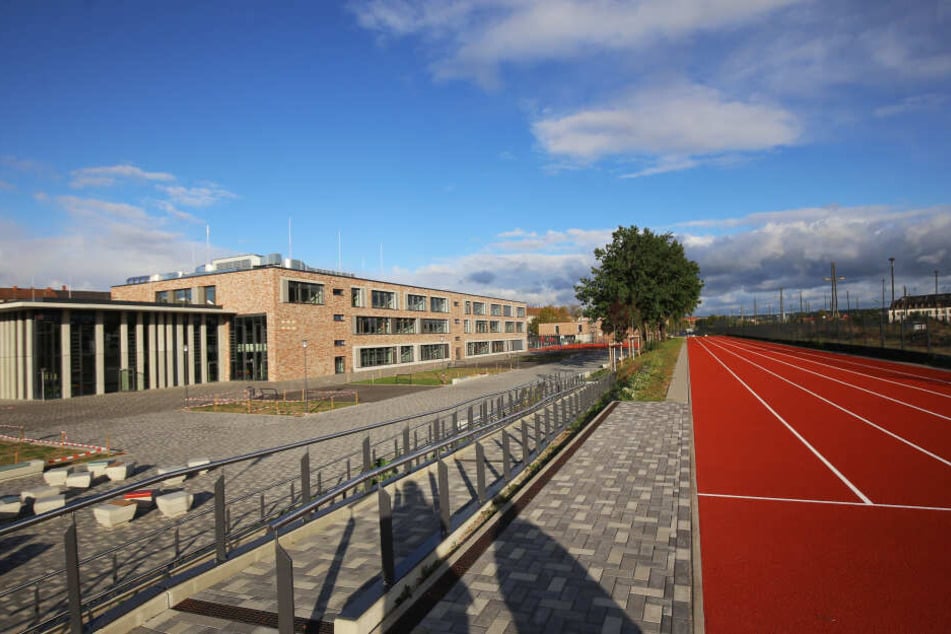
[{"x1": 575, "y1": 226, "x2": 703, "y2": 340}]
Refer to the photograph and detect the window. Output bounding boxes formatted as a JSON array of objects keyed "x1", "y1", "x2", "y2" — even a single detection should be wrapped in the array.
[
  {"x1": 516, "y1": 322, "x2": 524, "y2": 333},
  {"x1": 155, "y1": 290, "x2": 169, "y2": 304},
  {"x1": 465, "y1": 301, "x2": 471, "y2": 314},
  {"x1": 421, "y1": 319, "x2": 449, "y2": 334},
  {"x1": 492, "y1": 341, "x2": 505, "y2": 353},
  {"x1": 407, "y1": 294, "x2": 427, "y2": 311},
  {"x1": 467, "y1": 341, "x2": 490, "y2": 356},
  {"x1": 516, "y1": 307, "x2": 526, "y2": 318},
  {"x1": 334, "y1": 314, "x2": 345, "y2": 322},
  {"x1": 420, "y1": 343, "x2": 448, "y2": 361},
  {"x1": 503, "y1": 305, "x2": 513, "y2": 317},
  {"x1": 490, "y1": 320, "x2": 500, "y2": 333},
  {"x1": 394, "y1": 317, "x2": 417, "y2": 334},
  {"x1": 352, "y1": 287, "x2": 365, "y2": 307},
  {"x1": 400, "y1": 346, "x2": 414, "y2": 363},
  {"x1": 464, "y1": 319, "x2": 471, "y2": 333},
  {"x1": 202, "y1": 285, "x2": 217, "y2": 305},
  {"x1": 335, "y1": 356, "x2": 345, "y2": 374},
  {"x1": 174, "y1": 288, "x2": 192, "y2": 304},
  {"x1": 430, "y1": 296, "x2": 448, "y2": 313},
  {"x1": 334, "y1": 340, "x2": 346, "y2": 346},
  {"x1": 372, "y1": 290, "x2": 396, "y2": 309},
  {"x1": 356, "y1": 316, "x2": 391, "y2": 334},
  {"x1": 473, "y1": 302, "x2": 486, "y2": 315},
  {"x1": 491, "y1": 303, "x2": 501, "y2": 316},
  {"x1": 505, "y1": 321, "x2": 515, "y2": 333},
  {"x1": 287, "y1": 280, "x2": 324, "y2": 304},
  {"x1": 475, "y1": 320, "x2": 488, "y2": 333},
  {"x1": 359, "y1": 346, "x2": 396, "y2": 368},
  {"x1": 333, "y1": 288, "x2": 344, "y2": 296}
]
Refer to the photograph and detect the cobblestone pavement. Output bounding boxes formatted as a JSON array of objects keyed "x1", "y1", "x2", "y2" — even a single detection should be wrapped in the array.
[{"x1": 0, "y1": 355, "x2": 600, "y2": 634}]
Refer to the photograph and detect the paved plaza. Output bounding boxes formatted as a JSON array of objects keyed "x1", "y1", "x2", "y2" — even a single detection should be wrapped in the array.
[{"x1": 0, "y1": 347, "x2": 699, "y2": 633}]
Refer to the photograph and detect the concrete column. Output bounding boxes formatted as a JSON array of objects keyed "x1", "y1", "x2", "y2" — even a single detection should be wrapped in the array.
[
  {"x1": 136, "y1": 313, "x2": 145, "y2": 390},
  {"x1": 1, "y1": 318, "x2": 11, "y2": 399},
  {"x1": 186, "y1": 318, "x2": 195, "y2": 385},
  {"x1": 219, "y1": 319, "x2": 229, "y2": 382},
  {"x1": 157, "y1": 314, "x2": 167, "y2": 389},
  {"x1": 148, "y1": 315, "x2": 158, "y2": 390},
  {"x1": 95, "y1": 311, "x2": 105, "y2": 395},
  {"x1": 200, "y1": 317, "x2": 208, "y2": 384},
  {"x1": 168, "y1": 315, "x2": 178, "y2": 387},
  {"x1": 14, "y1": 316, "x2": 24, "y2": 399},
  {"x1": 61, "y1": 311, "x2": 72, "y2": 399}
]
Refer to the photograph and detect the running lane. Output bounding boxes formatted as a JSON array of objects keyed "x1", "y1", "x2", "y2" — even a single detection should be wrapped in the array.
[{"x1": 690, "y1": 336, "x2": 951, "y2": 633}]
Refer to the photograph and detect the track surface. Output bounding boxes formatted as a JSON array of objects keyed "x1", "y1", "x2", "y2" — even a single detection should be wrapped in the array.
[{"x1": 689, "y1": 336, "x2": 951, "y2": 633}]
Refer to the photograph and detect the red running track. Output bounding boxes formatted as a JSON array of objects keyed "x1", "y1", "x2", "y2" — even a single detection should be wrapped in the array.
[{"x1": 689, "y1": 336, "x2": 951, "y2": 633}]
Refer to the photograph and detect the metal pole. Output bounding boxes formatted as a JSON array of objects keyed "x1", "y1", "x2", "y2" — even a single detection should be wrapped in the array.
[
  {"x1": 275, "y1": 538, "x2": 295, "y2": 634},
  {"x1": 378, "y1": 487, "x2": 395, "y2": 588},
  {"x1": 438, "y1": 460, "x2": 450, "y2": 537},
  {"x1": 65, "y1": 520, "x2": 82, "y2": 634},
  {"x1": 215, "y1": 475, "x2": 227, "y2": 563},
  {"x1": 301, "y1": 339, "x2": 308, "y2": 413}
]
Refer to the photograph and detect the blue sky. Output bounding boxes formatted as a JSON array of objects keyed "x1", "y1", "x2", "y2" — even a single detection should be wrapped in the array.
[{"x1": 1, "y1": 1, "x2": 949, "y2": 315}]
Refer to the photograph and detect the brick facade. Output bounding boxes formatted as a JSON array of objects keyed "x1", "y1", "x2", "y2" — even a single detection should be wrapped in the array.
[{"x1": 111, "y1": 266, "x2": 528, "y2": 382}]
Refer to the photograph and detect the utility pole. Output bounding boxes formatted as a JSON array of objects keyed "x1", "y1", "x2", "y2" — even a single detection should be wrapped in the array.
[
  {"x1": 824, "y1": 262, "x2": 846, "y2": 318},
  {"x1": 880, "y1": 278, "x2": 885, "y2": 347},
  {"x1": 779, "y1": 288, "x2": 784, "y2": 323}
]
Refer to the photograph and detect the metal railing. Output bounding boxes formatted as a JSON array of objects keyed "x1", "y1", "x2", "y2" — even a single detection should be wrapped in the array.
[{"x1": 0, "y1": 367, "x2": 609, "y2": 633}]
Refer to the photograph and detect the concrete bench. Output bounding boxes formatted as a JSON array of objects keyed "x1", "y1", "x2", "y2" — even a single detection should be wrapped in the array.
[
  {"x1": 0, "y1": 494, "x2": 22, "y2": 519},
  {"x1": 43, "y1": 466, "x2": 72, "y2": 486},
  {"x1": 155, "y1": 491, "x2": 193, "y2": 518},
  {"x1": 156, "y1": 466, "x2": 187, "y2": 487},
  {"x1": 65, "y1": 471, "x2": 92, "y2": 488},
  {"x1": 33, "y1": 493, "x2": 66, "y2": 515},
  {"x1": 86, "y1": 459, "x2": 114, "y2": 478},
  {"x1": 187, "y1": 458, "x2": 211, "y2": 475},
  {"x1": 92, "y1": 500, "x2": 137, "y2": 528},
  {"x1": 21, "y1": 486, "x2": 62, "y2": 502},
  {"x1": 0, "y1": 459, "x2": 45, "y2": 483},
  {"x1": 105, "y1": 461, "x2": 132, "y2": 481}
]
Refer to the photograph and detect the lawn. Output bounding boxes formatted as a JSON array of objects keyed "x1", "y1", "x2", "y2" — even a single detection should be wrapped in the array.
[
  {"x1": 616, "y1": 338, "x2": 684, "y2": 401},
  {"x1": 0, "y1": 439, "x2": 114, "y2": 467}
]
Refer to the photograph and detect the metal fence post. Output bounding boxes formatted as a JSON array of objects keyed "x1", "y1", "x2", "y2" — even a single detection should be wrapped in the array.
[
  {"x1": 403, "y1": 426, "x2": 412, "y2": 473},
  {"x1": 275, "y1": 538, "x2": 295, "y2": 634},
  {"x1": 438, "y1": 460, "x2": 450, "y2": 537},
  {"x1": 534, "y1": 414, "x2": 541, "y2": 454},
  {"x1": 301, "y1": 452, "x2": 311, "y2": 505},
  {"x1": 476, "y1": 442, "x2": 486, "y2": 504},
  {"x1": 65, "y1": 519, "x2": 82, "y2": 634},
  {"x1": 363, "y1": 437, "x2": 372, "y2": 492},
  {"x1": 503, "y1": 431, "x2": 511, "y2": 481},
  {"x1": 468, "y1": 405, "x2": 474, "y2": 430},
  {"x1": 379, "y1": 487, "x2": 395, "y2": 588},
  {"x1": 521, "y1": 422, "x2": 530, "y2": 464},
  {"x1": 215, "y1": 475, "x2": 227, "y2": 563}
]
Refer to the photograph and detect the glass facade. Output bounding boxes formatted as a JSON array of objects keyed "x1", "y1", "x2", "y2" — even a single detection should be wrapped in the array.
[{"x1": 231, "y1": 314, "x2": 268, "y2": 380}]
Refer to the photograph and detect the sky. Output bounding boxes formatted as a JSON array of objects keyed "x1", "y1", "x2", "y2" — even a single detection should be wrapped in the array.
[{"x1": 1, "y1": 0, "x2": 949, "y2": 316}]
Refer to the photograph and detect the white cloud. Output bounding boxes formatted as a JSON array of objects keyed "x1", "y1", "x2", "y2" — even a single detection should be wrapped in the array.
[
  {"x1": 70, "y1": 164, "x2": 175, "y2": 188},
  {"x1": 874, "y1": 93, "x2": 948, "y2": 118},
  {"x1": 57, "y1": 195, "x2": 151, "y2": 223},
  {"x1": 533, "y1": 84, "x2": 800, "y2": 164},
  {"x1": 158, "y1": 184, "x2": 237, "y2": 207}
]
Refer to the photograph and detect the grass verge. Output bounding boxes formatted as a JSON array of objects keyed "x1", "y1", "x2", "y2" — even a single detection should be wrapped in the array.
[{"x1": 615, "y1": 338, "x2": 684, "y2": 401}]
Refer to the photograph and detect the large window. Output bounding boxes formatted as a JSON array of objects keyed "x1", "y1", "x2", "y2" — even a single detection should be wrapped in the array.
[
  {"x1": 155, "y1": 291, "x2": 169, "y2": 304},
  {"x1": 467, "y1": 341, "x2": 490, "y2": 356},
  {"x1": 287, "y1": 280, "x2": 324, "y2": 304},
  {"x1": 356, "y1": 316, "x2": 390, "y2": 335},
  {"x1": 420, "y1": 343, "x2": 449, "y2": 361},
  {"x1": 475, "y1": 320, "x2": 488, "y2": 333},
  {"x1": 421, "y1": 319, "x2": 449, "y2": 334},
  {"x1": 400, "y1": 345, "x2": 414, "y2": 363},
  {"x1": 394, "y1": 317, "x2": 417, "y2": 334},
  {"x1": 231, "y1": 315, "x2": 268, "y2": 381},
  {"x1": 372, "y1": 290, "x2": 396, "y2": 309},
  {"x1": 174, "y1": 288, "x2": 192, "y2": 304},
  {"x1": 473, "y1": 302, "x2": 486, "y2": 315},
  {"x1": 505, "y1": 321, "x2": 515, "y2": 333},
  {"x1": 490, "y1": 320, "x2": 501, "y2": 333},
  {"x1": 360, "y1": 346, "x2": 396, "y2": 368},
  {"x1": 516, "y1": 306, "x2": 526, "y2": 318},
  {"x1": 516, "y1": 322, "x2": 524, "y2": 333},
  {"x1": 503, "y1": 305, "x2": 513, "y2": 317},
  {"x1": 492, "y1": 341, "x2": 505, "y2": 353},
  {"x1": 490, "y1": 303, "x2": 502, "y2": 316},
  {"x1": 202, "y1": 285, "x2": 216, "y2": 305},
  {"x1": 430, "y1": 296, "x2": 448, "y2": 313},
  {"x1": 407, "y1": 294, "x2": 427, "y2": 311}
]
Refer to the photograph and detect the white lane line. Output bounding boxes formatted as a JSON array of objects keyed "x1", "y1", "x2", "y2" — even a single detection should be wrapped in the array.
[
  {"x1": 734, "y1": 338, "x2": 951, "y2": 397},
  {"x1": 699, "y1": 492, "x2": 951, "y2": 512},
  {"x1": 696, "y1": 339, "x2": 874, "y2": 505},
  {"x1": 706, "y1": 339, "x2": 951, "y2": 467},
  {"x1": 716, "y1": 338, "x2": 951, "y2": 421}
]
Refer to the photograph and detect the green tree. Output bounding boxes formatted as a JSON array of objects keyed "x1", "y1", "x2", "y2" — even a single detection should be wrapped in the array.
[{"x1": 574, "y1": 226, "x2": 703, "y2": 341}]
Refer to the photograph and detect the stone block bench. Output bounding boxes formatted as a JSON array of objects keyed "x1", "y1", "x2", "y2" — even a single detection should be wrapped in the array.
[
  {"x1": 155, "y1": 491, "x2": 193, "y2": 518},
  {"x1": 43, "y1": 466, "x2": 72, "y2": 486},
  {"x1": 155, "y1": 466, "x2": 187, "y2": 487},
  {"x1": 65, "y1": 471, "x2": 92, "y2": 488},
  {"x1": 105, "y1": 461, "x2": 133, "y2": 481},
  {"x1": 187, "y1": 458, "x2": 211, "y2": 475},
  {"x1": 0, "y1": 459, "x2": 45, "y2": 483},
  {"x1": 92, "y1": 499, "x2": 137, "y2": 528},
  {"x1": 86, "y1": 459, "x2": 114, "y2": 478},
  {"x1": 32, "y1": 491, "x2": 66, "y2": 515},
  {"x1": 0, "y1": 494, "x2": 22, "y2": 520}
]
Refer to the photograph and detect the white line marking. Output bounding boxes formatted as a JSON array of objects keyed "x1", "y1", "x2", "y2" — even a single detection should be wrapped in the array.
[
  {"x1": 736, "y1": 338, "x2": 951, "y2": 397},
  {"x1": 715, "y1": 338, "x2": 951, "y2": 421},
  {"x1": 705, "y1": 338, "x2": 951, "y2": 467},
  {"x1": 696, "y1": 339, "x2": 874, "y2": 505},
  {"x1": 699, "y1": 492, "x2": 951, "y2": 512}
]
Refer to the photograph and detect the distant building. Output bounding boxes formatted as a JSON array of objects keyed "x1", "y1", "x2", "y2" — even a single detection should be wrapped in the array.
[
  {"x1": 536, "y1": 319, "x2": 604, "y2": 345},
  {"x1": 1, "y1": 253, "x2": 528, "y2": 400},
  {"x1": 889, "y1": 293, "x2": 951, "y2": 323}
]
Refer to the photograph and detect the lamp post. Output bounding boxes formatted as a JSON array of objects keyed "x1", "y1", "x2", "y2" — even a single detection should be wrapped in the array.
[
  {"x1": 183, "y1": 344, "x2": 189, "y2": 408},
  {"x1": 301, "y1": 339, "x2": 308, "y2": 413}
]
